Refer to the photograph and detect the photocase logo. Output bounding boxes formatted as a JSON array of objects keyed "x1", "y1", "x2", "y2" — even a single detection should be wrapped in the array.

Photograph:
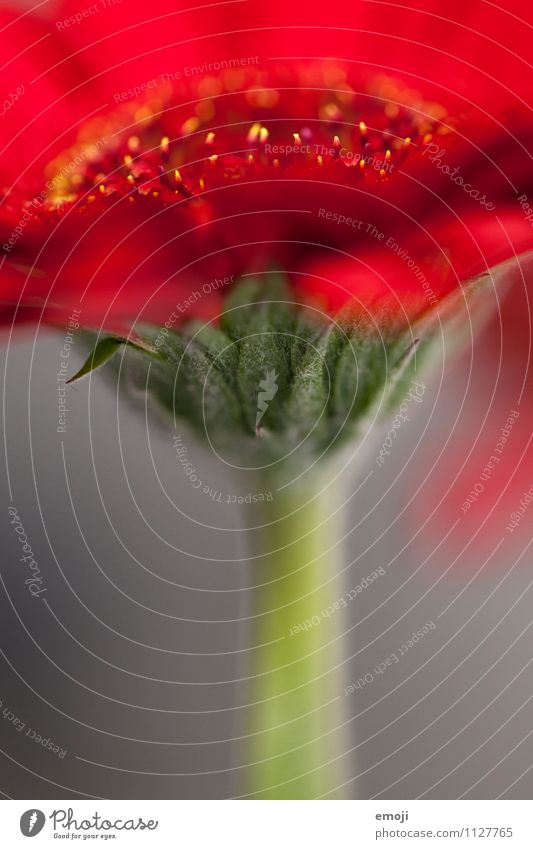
[
  {"x1": 20, "y1": 809, "x2": 46, "y2": 837},
  {"x1": 256, "y1": 368, "x2": 278, "y2": 429}
]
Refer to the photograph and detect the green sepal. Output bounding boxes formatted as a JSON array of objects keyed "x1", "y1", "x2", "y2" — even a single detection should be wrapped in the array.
[
  {"x1": 75, "y1": 261, "x2": 513, "y2": 469},
  {"x1": 67, "y1": 334, "x2": 161, "y2": 384},
  {"x1": 93, "y1": 278, "x2": 424, "y2": 468}
]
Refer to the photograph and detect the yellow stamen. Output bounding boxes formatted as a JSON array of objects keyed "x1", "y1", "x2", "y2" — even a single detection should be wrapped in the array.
[
  {"x1": 181, "y1": 117, "x2": 200, "y2": 135},
  {"x1": 247, "y1": 122, "x2": 262, "y2": 143}
]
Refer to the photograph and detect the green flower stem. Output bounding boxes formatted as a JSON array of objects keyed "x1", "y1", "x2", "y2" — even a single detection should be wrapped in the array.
[{"x1": 246, "y1": 481, "x2": 347, "y2": 799}]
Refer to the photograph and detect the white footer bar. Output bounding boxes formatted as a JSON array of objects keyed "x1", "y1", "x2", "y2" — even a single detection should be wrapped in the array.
[{"x1": 2, "y1": 799, "x2": 532, "y2": 848}]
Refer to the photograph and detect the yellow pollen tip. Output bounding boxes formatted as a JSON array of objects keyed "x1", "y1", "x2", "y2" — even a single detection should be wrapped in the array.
[
  {"x1": 160, "y1": 136, "x2": 170, "y2": 154},
  {"x1": 333, "y1": 135, "x2": 341, "y2": 148},
  {"x1": 248, "y1": 154, "x2": 254, "y2": 165},
  {"x1": 317, "y1": 155, "x2": 323, "y2": 166},
  {"x1": 293, "y1": 132, "x2": 302, "y2": 145},
  {"x1": 385, "y1": 149, "x2": 392, "y2": 160},
  {"x1": 205, "y1": 132, "x2": 215, "y2": 145},
  {"x1": 259, "y1": 127, "x2": 269, "y2": 143},
  {"x1": 123, "y1": 154, "x2": 133, "y2": 167},
  {"x1": 359, "y1": 159, "x2": 365, "y2": 168},
  {"x1": 199, "y1": 177, "x2": 205, "y2": 190},
  {"x1": 247, "y1": 122, "x2": 262, "y2": 143},
  {"x1": 98, "y1": 184, "x2": 106, "y2": 193},
  {"x1": 404, "y1": 136, "x2": 412, "y2": 147},
  {"x1": 208, "y1": 154, "x2": 218, "y2": 163},
  {"x1": 359, "y1": 121, "x2": 367, "y2": 134},
  {"x1": 273, "y1": 158, "x2": 280, "y2": 168},
  {"x1": 126, "y1": 174, "x2": 135, "y2": 184},
  {"x1": 181, "y1": 116, "x2": 200, "y2": 135},
  {"x1": 127, "y1": 136, "x2": 140, "y2": 152},
  {"x1": 174, "y1": 169, "x2": 182, "y2": 183}
]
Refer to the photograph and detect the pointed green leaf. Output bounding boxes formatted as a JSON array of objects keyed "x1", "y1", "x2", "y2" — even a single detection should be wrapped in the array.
[
  {"x1": 67, "y1": 337, "x2": 124, "y2": 384},
  {"x1": 67, "y1": 335, "x2": 161, "y2": 384}
]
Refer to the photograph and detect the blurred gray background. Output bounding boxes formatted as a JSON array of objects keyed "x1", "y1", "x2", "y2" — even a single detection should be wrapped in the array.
[{"x1": 1, "y1": 320, "x2": 532, "y2": 800}]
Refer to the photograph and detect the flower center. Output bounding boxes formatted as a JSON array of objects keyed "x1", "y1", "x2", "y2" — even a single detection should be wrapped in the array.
[{"x1": 45, "y1": 66, "x2": 450, "y2": 215}]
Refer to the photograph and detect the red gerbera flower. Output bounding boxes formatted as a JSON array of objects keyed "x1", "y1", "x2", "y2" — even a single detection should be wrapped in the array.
[{"x1": 1, "y1": 0, "x2": 532, "y2": 335}]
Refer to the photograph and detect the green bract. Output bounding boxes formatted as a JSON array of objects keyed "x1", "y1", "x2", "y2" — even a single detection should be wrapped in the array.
[{"x1": 70, "y1": 263, "x2": 502, "y2": 471}]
